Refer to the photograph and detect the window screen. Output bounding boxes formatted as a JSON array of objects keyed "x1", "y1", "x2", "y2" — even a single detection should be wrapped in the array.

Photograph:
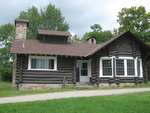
[
  {"x1": 127, "y1": 59, "x2": 135, "y2": 75},
  {"x1": 102, "y1": 59, "x2": 112, "y2": 76},
  {"x1": 116, "y1": 59, "x2": 124, "y2": 76}
]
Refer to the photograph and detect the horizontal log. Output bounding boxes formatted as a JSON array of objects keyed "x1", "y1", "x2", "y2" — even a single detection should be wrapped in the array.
[
  {"x1": 22, "y1": 77, "x2": 72, "y2": 81},
  {"x1": 17, "y1": 80, "x2": 73, "y2": 84}
]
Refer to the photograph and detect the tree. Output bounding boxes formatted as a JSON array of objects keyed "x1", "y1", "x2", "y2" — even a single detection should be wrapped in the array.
[
  {"x1": 117, "y1": 6, "x2": 150, "y2": 42},
  {"x1": 90, "y1": 24, "x2": 102, "y2": 32},
  {"x1": 81, "y1": 24, "x2": 114, "y2": 44},
  {"x1": 19, "y1": 4, "x2": 69, "y2": 39},
  {"x1": 0, "y1": 24, "x2": 15, "y2": 81}
]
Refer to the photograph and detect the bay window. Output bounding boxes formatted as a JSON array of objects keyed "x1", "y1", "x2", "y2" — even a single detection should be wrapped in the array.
[
  {"x1": 100, "y1": 56, "x2": 143, "y2": 77},
  {"x1": 28, "y1": 56, "x2": 57, "y2": 71}
]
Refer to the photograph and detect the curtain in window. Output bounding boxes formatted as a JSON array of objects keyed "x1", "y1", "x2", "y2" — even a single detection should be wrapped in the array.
[{"x1": 31, "y1": 57, "x2": 55, "y2": 70}]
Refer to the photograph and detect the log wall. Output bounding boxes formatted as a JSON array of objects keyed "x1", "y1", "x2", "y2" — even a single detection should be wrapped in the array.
[{"x1": 16, "y1": 55, "x2": 75, "y2": 84}]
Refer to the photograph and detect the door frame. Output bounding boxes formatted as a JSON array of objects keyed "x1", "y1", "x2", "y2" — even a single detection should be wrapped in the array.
[{"x1": 76, "y1": 60, "x2": 91, "y2": 82}]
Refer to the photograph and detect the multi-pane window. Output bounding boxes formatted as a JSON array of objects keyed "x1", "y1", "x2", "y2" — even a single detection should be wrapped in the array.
[
  {"x1": 127, "y1": 60, "x2": 135, "y2": 76},
  {"x1": 116, "y1": 59, "x2": 124, "y2": 76},
  {"x1": 102, "y1": 59, "x2": 112, "y2": 76},
  {"x1": 29, "y1": 56, "x2": 56, "y2": 70},
  {"x1": 100, "y1": 57, "x2": 143, "y2": 77}
]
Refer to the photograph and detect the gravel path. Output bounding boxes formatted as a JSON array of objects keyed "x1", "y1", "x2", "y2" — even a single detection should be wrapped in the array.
[{"x1": 0, "y1": 88, "x2": 150, "y2": 104}]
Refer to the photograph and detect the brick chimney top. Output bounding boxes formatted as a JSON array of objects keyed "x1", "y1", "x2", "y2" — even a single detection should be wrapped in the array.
[
  {"x1": 87, "y1": 36, "x2": 96, "y2": 44},
  {"x1": 15, "y1": 19, "x2": 29, "y2": 27}
]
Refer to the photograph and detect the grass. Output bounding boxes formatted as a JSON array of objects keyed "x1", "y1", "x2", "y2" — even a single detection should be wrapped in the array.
[
  {"x1": 0, "y1": 92, "x2": 150, "y2": 113},
  {"x1": 0, "y1": 82, "x2": 77, "y2": 98},
  {"x1": 0, "y1": 81, "x2": 150, "y2": 98}
]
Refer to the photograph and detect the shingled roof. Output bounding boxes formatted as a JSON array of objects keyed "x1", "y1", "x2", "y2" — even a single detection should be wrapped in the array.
[
  {"x1": 10, "y1": 31, "x2": 150, "y2": 57},
  {"x1": 11, "y1": 40, "x2": 103, "y2": 57}
]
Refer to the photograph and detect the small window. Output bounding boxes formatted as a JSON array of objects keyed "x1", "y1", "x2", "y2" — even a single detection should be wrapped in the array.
[
  {"x1": 127, "y1": 59, "x2": 135, "y2": 76},
  {"x1": 81, "y1": 63, "x2": 88, "y2": 76},
  {"x1": 116, "y1": 59, "x2": 124, "y2": 76},
  {"x1": 102, "y1": 59, "x2": 112, "y2": 76},
  {"x1": 29, "y1": 56, "x2": 56, "y2": 70}
]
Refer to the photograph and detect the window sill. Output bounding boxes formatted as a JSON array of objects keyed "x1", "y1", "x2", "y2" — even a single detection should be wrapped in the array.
[
  {"x1": 100, "y1": 76, "x2": 113, "y2": 77},
  {"x1": 28, "y1": 69, "x2": 57, "y2": 71}
]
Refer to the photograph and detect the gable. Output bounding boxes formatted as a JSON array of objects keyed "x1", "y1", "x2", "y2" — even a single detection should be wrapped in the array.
[{"x1": 108, "y1": 36, "x2": 141, "y2": 57}]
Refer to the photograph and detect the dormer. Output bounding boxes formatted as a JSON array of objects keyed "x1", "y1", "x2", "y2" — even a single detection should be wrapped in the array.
[{"x1": 37, "y1": 29, "x2": 71, "y2": 44}]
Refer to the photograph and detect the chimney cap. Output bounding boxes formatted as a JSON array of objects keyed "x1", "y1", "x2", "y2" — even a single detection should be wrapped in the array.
[{"x1": 15, "y1": 18, "x2": 29, "y2": 27}]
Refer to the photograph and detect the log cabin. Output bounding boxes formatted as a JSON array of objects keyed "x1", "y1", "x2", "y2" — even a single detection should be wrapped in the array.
[{"x1": 11, "y1": 19, "x2": 150, "y2": 90}]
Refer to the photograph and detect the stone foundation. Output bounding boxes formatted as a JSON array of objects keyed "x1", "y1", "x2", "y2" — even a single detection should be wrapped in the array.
[
  {"x1": 99, "y1": 83, "x2": 135, "y2": 88},
  {"x1": 18, "y1": 84, "x2": 74, "y2": 91},
  {"x1": 18, "y1": 83, "x2": 137, "y2": 90}
]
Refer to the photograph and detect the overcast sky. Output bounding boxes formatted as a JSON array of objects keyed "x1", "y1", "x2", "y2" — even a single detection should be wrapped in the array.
[{"x1": 0, "y1": 0, "x2": 150, "y2": 37}]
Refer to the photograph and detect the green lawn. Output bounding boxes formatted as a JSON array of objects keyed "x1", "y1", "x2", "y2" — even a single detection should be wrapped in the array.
[
  {"x1": 0, "y1": 82, "x2": 77, "y2": 98},
  {"x1": 1, "y1": 81, "x2": 150, "y2": 98},
  {"x1": 0, "y1": 92, "x2": 150, "y2": 113}
]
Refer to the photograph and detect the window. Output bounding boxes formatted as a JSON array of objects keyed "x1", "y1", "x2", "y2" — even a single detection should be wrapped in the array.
[
  {"x1": 100, "y1": 56, "x2": 143, "y2": 77},
  {"x1": 127, "y1": 60, "x2": 135, "y2": 76},
  {"x1": 29, "y1": 56, "x2": 57, "y2": 71},
  {"x1": 102, "y1": 59, "x2": 112, "y2": 76},
  {"x1": 116, "y1": 59, "x2": 124, "y2": 76},
  {"x1": 81, "y1": 63, "x2": 88, "y2": 76}
]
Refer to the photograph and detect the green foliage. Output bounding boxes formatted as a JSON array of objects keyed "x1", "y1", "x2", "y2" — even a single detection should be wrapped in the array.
[
  {"x1": 90, "y1": 24, "x2": 102, "y2": 32},
  {"x1": 81, "y1": 24, "x2": 114, "y2": 44},
  {"x1": 0, "y1": 24, "x2": 15, "y2": 81},
  {"x1": 1, "y1": 92, "x2": 150, "y2": 113},
  {"x1": 19, "y1": 4, "x2": 69, "y2": 39},
  {"x1": 117, "y1": 6, "x2": 150, "y2": 42}
]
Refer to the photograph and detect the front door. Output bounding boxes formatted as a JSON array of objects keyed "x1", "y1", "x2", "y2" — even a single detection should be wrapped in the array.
[{"x1": 76, "y1": 60, "x2": 91, "y2": 82}]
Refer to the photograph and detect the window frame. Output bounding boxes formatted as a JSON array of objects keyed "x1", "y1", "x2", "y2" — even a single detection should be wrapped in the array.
[
  {"x1": 115, "y1": 57, "x2": 136, "y2": 77},
  {"x1": 100, "y1": 57, "x2": 113, "y2": 77},
  {"x1": 28, "y1": 55, "x2": 57, "y2": 71},
  {"x1": 137, "y1": 58, "x2": 143, "y2": 77},
  {"x1": 100, "y1": 56, "x2": 143, "y2": 78},
  {"x1": 115, "y1": 58, "x2": 125, "y2": 77}
]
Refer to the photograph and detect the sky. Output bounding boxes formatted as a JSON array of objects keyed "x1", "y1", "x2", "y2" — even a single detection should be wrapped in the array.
[{"x1": 0, "y1": 0, "x2": 150, "y2": 37}]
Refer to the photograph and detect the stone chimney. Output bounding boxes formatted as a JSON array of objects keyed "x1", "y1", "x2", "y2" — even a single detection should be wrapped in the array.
[
  {"x1": 15, "y1": 19, "x2": 29, "y2": 39},
  {"x1": 87, "y1": 37, "x2": 96, "y2": 44}
]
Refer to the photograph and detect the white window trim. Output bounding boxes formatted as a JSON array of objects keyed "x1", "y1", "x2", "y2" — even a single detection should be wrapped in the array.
[
  {"x1": 115, "y1": 58, "x2": 125, "y2": 77},
  {"x1": 99, "y1": 56, "x2": 114, "y2": 77},
  {"x1": 116, "y1": 56, "x2": 136, "y2": 77},
  {"x1": 137, "y1": 58, "x2": 143, "y2": 78},
  {"x1": 100, "y1": 56, "x2": 143, "y2": 78},
  {"x1": 28, "y1": 55, "x2": 57, "y2": 71}
]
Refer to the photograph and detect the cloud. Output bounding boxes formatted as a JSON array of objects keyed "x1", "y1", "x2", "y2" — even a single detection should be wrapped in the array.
[{"x1": 0, "y1": 0, "x2": 150, "y2": 37}]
